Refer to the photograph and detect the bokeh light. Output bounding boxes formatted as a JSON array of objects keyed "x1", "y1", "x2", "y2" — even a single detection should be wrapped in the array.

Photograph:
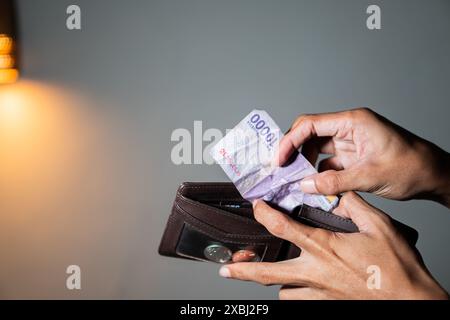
[
  {"x1": 0, "y1": 34, "x2": 13, "y2": 53},
  {"x1": 0, "y1": 34, "x2": 18, "y2": 83}
]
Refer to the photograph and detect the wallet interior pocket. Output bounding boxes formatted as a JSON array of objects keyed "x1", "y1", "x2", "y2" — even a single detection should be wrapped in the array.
[
  {"x1": 204, "y1": 200, "x2": 253, "y2": 218},
  {"x1": 175, "y1": 223, "x2": 269, "y2": 263},
  {"x1": 158, "y1": 189, "x2": 287, "y2": 263}
]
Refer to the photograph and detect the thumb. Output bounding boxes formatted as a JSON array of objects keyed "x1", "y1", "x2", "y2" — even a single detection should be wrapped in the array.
[
  {"x1": 300, "y1": 169, "x2": 362, "y2": 195},
  {"x1": 333, "y1": 192, "x2": 374, "y2": 232}
]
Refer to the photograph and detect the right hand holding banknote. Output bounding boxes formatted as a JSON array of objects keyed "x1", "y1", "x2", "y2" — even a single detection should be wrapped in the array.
[
  {"x1": 217, "y1": 107, "x2": 449, "y2": 299},
  {"x1": 275, "y1": 108, "x2": 450, "y2": 207}
]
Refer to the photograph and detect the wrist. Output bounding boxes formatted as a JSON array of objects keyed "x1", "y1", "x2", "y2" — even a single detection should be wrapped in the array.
[
  {"x1": 411, "y1": 273, "x2": 449, "y2": 300},
  {"x1": 414, "y1": 141, "x2": 450, "y2": 207},
  {"x1": 408, "y1": 285, "x2": 449, "y2": 300},
  {"x1": 427, "y1": 147, "x2": 450, "y2": 208},
  {"x1": 400, "y1": 265, "x2": 449, "y2": 300}
]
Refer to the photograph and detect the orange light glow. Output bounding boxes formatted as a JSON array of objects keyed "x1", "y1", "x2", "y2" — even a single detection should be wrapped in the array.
[
  {"x1": 0, "y1": 80, "x2": 137, "y2": 285},
  {"x1": 0, "y1": 34, "x2": 18, "y2": 84},
  {"x1": 0, "y1": 34, "x2": 13, "y2": 54},
  {"x1": 0, "y1": 68, "x2": 18, "y2": 84},
  {"x1": 0, "y1": 81, "x2": 37, "y2": 132},
  {"x1": 0, "y1": 80, "x2": 88, "y2": 136},
  {"x1": 0, "y1": 54, "x2": 14, "y2": 69},
  {"x1": 0, "y1": 80, "x2": 105, "y2": 211},
  {"x1": 0, "y1": 85, "x2": 24, "y2": 122}
]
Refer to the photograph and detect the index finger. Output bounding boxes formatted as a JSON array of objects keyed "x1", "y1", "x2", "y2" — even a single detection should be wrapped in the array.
[
  {"x1": 274, "y1": 111, "x2": 350, "y2": 166},
  {"x1": 220, "y1": 260, "x2": 310, "y2": 286}
]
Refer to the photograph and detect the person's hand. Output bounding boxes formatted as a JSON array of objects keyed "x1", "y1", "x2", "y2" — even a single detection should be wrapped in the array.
[
  {"x1": 219, "y1": 193, "x2": 449, "y2": 299},
  {"x1": 275, "y1": 108, "x2": 450, "y2": 207}
]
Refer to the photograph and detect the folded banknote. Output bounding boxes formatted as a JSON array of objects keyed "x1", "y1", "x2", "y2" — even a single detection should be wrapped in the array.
[{"x1": 210, "y1": 109, "x2": 338, "y2": 212}]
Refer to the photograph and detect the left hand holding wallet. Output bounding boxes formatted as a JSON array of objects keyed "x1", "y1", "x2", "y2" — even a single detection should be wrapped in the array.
[{"x1": 220, "y1": 192, "x2": 448, "y2": 300}]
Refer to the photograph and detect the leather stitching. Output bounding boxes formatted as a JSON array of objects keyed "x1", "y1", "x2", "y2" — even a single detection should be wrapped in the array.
[
  {"x1": 174, "y1": 203, "x2": 275, "y2": 240},
  {"x1": 301, "y1": 205, "x2": 356, "y2": 227},
  {"x1": 178, "y1": 183, "x2": 356, "y2": 229},
  {"x1": 297, "y1": 216, "x2": 346, "y2": 233},
  {"x1": 178, "y1": 196, "x2": 259, "y2": 225},
  {"x1": 182, "y1": 222, "x2": 273, "y2": 247}
]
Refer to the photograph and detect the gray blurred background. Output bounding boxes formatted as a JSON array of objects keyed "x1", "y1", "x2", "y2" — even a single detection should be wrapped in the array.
[{"x1": 0, "y1": 0, "x2": 448, "y2": 299}]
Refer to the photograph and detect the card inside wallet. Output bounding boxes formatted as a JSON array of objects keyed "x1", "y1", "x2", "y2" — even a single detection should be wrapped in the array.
[{"x1": 158, "y1": 182, "x2": 419, "y2": 264}]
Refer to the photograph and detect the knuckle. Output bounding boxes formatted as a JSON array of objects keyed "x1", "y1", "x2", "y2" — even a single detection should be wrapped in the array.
[
  {"x1": 291, "y1": 115, "x2": 304, "y2": 129},
  {"x1": 370, "y1": 212, "x2": 394, "y2": 235},
  {"x1": 317, "y1": 171, "x2": 341, "y2": 193},
  {"x1": 294, "y1": 113, "x2": 310, "y2": 123},
  {"x1": 351, "y1": 107, "x2": 376, "y2": 122},
  {"x1": 327, "y1": 232, "x2": 339, "y2": 251},
  {"x1": 231, "y1": 264, "x2": 253, "y2": 280},
  {"x1": 292, "y1": 114, "x2": 314, "y2": 130},
  {"x1": 253, "y1": 201, "x2": 265, "y2": 216},
  {"x1": 354, "y1": 107, "x2": 373, "y2": 116},
  {"x1": 296, "y1": 229, "x2": 311, "y2": 245},
  {"x1": 309, "y1": 229, "x2": 330, "y2": 251},
  {"x1": 339, "y1": 193, "x2": 350, "y2": 207},
  {"x1": 259, "y1": 277, "x2": 272, "y2": 286},
  {"x1": 228, "y1": 266, "x2": 242, "y2": 279},
  {"x1": 296, "y1": 226, "x2": 321, "y2": 250},
  {"x1": 340, "y1": 191, "x2": 359, "y2": 206},
  {"x1": 256, "y1": 266, "x2": 274, "y2": 286},
  {"x1": 269, "y1": 215, "x2": 290, "y2": 237}
]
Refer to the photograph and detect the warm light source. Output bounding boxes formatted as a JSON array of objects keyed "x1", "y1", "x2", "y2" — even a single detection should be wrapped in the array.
[
  {"x1": 0, "y1": 34, "x2": 13, "y2": 53},
  {"x1": 0, "y1": 53, "x2": 15, "y2": 68},
  {"x1": 0, "y1": 0, "x2": 19, "y2": 84},
  {"x1": 0, "y1": 66, "x2": 18, "y2": 83}
]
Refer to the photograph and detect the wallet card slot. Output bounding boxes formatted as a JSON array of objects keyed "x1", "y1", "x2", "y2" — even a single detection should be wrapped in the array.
[
  {"x1": 202, "y1": 200, "x2": 252, "y2": 208},
  {"x1": 178, "y1": 183, "x2": 244, "y2": 201},
  {"x1": 207, "y1": 203, "x2": 253, "y2": 218},
  {"x1": 174, "y1": 202, "x2": 274, "y2": 240},
  {"x1": 176, "y1": 196, "x2": 266, "y2": 233}
]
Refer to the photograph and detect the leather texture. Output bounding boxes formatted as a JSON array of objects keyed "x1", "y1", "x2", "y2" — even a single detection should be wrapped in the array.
[{"x1": 159, "y1": 182, "x2": 419, "y2": 263}]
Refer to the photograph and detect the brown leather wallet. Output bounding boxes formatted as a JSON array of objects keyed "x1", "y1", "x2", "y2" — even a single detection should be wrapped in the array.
[{"x1": 158, "y1": 182, "x2": 418, "y2": 263}]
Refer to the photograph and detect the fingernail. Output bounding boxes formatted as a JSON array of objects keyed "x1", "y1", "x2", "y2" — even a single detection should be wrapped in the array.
[
  {"x1": 300, "y1": 178, "x2": 318, "y2": 193},
  {"x1": 232, "y1": 250, "x2": 257, "y2": 263},
  {"x1": 252, "y1": 199, "x2": 260, "y2": 209},
  {"x1": 219, "y1": 266, "x2": 231, "y2": 278}
]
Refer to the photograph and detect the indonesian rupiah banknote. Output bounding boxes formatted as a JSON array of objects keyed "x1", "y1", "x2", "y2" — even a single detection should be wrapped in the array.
[{"x1": 210, "y1": 109, "x2": 338, "y2": 212}]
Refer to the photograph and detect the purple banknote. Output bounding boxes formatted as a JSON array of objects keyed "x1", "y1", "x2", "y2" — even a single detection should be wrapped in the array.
[{"x1": 211, "y1": 109, "x2": 338, "y2": 212}]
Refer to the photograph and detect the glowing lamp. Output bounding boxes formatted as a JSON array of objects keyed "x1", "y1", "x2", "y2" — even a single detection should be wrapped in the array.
[{"x1": 0, "y1": 0, "x2": 19, "y2": 84}]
